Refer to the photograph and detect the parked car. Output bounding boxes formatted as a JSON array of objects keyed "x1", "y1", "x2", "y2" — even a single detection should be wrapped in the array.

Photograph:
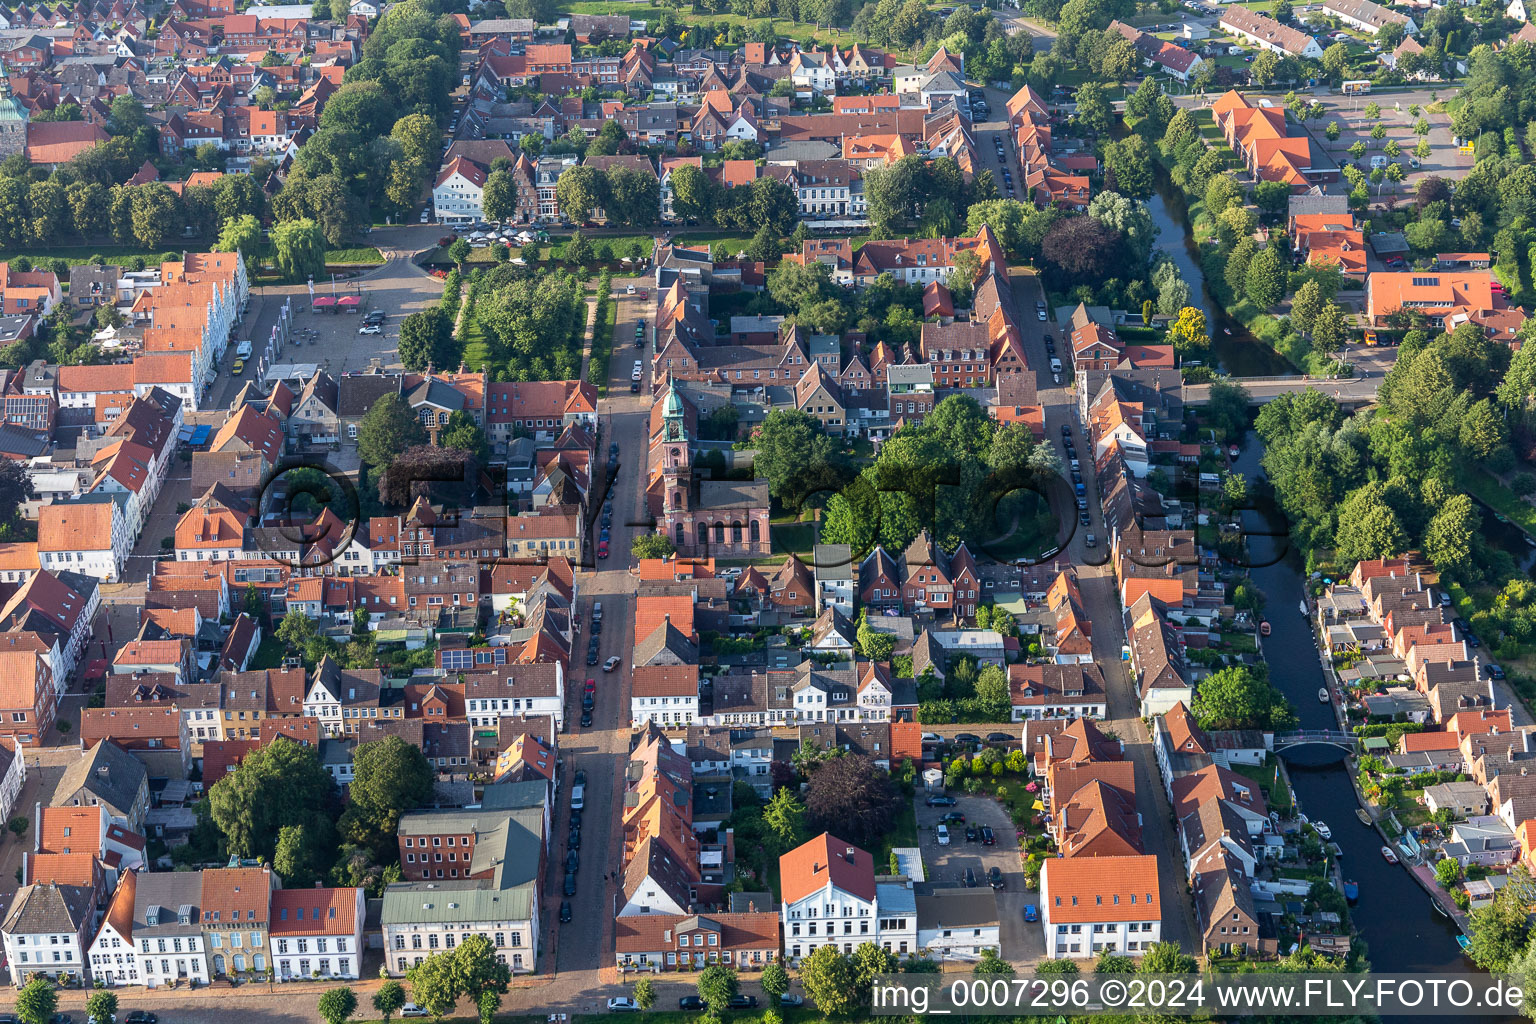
[
  {"x1": 965, "y1": 825, "x2": 978, "y2": 842},
  {"x1": 580, "y1": 709, "x2": 593, "y2": 727},
  {"x1": 926, "y1": 795, "x2": 957, "y2": 807},
  {"x1": 941, "y1": 811, "x2": 966, "y2": 824},
  {"x1": 571, "y1": 783, "x2": 585, "y2": 809},
  {"x1": 124, "y1": 1015, "x2": 157, "y2": 1024},
  {"x1": 606, "y1": 999, "x2": 640, "y2": 1012},
  {"x1": 568, "y1": 828, "x2": 581, "y2": 850},
  {"x1": 359, "y1": 324, "x2": 382, "y2": 335},
  {"x1": 780, "y1": 995, "x2": 804, "y2": 1007},
  {"x1": 604, "y1": 656, "x2": 621, "y2": 672},
  {"x1": 936, "y1": 824, "x2": 951, "y2": 845},
  {"x1": 400, "y1": 1005, "x2": 430, "y2": 1018},
  {"x1": 964, "y1": 867, "x2": 978, "y2": 888},
  {"x1": 988, "y1": 866, "x2": 1005, "y2": 889},
  {"x1": 559, "y1": 901, "x2": 572, "y2": 923},
  {"x1": 564, "y1": 872, "x2": 577, "y2": 896},
  {"x1": 728, "y1": 996, "x2": 759, "y2": 1009},
  {"x1": 1023, "y1": 905, "x2": 1038, "y2": 923},
  {"x1": 597, "y1": 541, "x2": 609, "y2": 559},
  {"x1": 679, "y1": 997, "x2": 704, "y2": 1010}
]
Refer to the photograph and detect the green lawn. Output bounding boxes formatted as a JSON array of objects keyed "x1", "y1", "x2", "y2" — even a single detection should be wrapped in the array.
[
  {"x1": 1461, "y1": 465, "x2": 1536, "y2": 539},
  {"x1": 876, "y1": 798, "x2": 920, "y2": 874},
  {"x1": 325, "y1": 247, "x2": 385, "y2": 264},
  {"x1": 1232, "y1": 758, "x2": 1293, "y2": 816},
  {"x1": 248, "y1": 635, "x2": 286, "y2": 670},
  {"x1": 0, "y1": 244, "x2": 211, "y2": 269},
  {"x1": 562, "y1": 2, "x2": 865, "y2": 46},
  {"x1": 459, "y1": 308, "x2": 494, "y2": 373},
  {"x1": 771, "y1": 515, "x2": 817, "y2": 558}
]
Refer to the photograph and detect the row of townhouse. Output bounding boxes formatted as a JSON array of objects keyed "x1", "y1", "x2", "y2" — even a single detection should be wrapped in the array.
[{"x1": 13, "y1": 863, "x2": 365, "y2": 988}]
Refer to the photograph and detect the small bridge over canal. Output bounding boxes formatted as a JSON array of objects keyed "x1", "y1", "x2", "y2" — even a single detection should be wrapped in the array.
[{"x1": 1274, "y1": 730, "x2": 1358, "y2": 754}]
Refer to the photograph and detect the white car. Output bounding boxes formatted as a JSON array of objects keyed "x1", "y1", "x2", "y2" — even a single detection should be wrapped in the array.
[
  {"x1": 359, "y1": 324, "x2": 382, "y2": 335},
  {"x1": 604, "y1": 655, "x2": 621, "y2": 672},
  {"x1": 400, "y1": 1006, "x2": 429, "y2": 1019},
  {"x1": 1037, "y1": 309, "x2": 1047, "y2": 321},
  {"x1": 936, "y1": 824, "x2": 951, "y2": 845},
  {"x1": 607, "y1": 998, "x2": 641, "y2": 1012},
  {"x1": 572, "y1": 783, "x2": 585, "y2": 810}
]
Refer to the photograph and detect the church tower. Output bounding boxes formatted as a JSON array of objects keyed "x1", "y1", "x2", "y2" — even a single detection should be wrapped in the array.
[
  {"x1": 660, "y1": 375, "x2": 692, "y2": 514},
  {"x1": 0, "y1": 62, "x2": 29, "y2": 160}
]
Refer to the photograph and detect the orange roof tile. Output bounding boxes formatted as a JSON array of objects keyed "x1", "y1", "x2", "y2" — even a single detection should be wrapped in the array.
[{"x1": 1042, "y1": 854, "x2": 1159, "y2": 922}]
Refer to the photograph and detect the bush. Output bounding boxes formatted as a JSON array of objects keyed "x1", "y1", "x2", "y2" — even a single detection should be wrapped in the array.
[{"x1": 1511, "y1": 473, "x2": 1536, "y2": 497}]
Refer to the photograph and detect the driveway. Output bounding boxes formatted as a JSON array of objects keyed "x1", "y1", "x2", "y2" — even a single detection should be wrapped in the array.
[{"x1": 914, "y1": 793, "x2": 1036, "y2": 963}]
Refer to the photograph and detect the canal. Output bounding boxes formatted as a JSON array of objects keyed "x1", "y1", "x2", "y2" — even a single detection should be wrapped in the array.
[
  {"x1": 1232, "y1": 435, "x2": 1468, "y2": 986},
  {"x1": 1148, "y1": 170, "x2": 1296, "y2": 378}
]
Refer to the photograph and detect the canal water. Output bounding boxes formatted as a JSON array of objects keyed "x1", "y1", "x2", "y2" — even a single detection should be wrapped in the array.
[
  {"x1": 1232, "y1": 436, "x2": 1469, "y2": 988},
  {"x1": 1148, "y1": 171, "x2": 1296, "y2": 378}
]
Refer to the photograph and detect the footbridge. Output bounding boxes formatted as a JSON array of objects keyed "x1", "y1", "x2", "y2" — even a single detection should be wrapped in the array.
[{"x1": 1184, "y1": 376, "x2": 1379, "y2": 408}]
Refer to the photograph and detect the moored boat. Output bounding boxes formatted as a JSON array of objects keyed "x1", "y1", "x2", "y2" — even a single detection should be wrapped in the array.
[
  {"x1": 1356, "y1": 808, "x2": 1372, "y2": 826},
  {"x1": 1381, "y1": 845, "x2": 1399, "y2": 864},
  {"x1": 1299, "y1": 598, "x2": 1308, "y2": 616},
  {"x1": 1457, "y1": 934, "x2": 1472, "y2": 954},
  {"x1": 1343, "y1": 879, "x2": 1358, "y2": 903},
  {"x1": 1259, "y1": 621, "x2": 1271, "y2": 636},
  {"x1": 1318, "y1": 687, "x2": 1330, "y2": 703}
]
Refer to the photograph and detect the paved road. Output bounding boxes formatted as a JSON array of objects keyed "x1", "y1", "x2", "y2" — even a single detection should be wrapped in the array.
[
  {"x1": 1008, "y1": 267, "x2": 1199, "y2": 955},
  {"x1": 994, "y1": 8, "x2": 1057, "y2": 51}
]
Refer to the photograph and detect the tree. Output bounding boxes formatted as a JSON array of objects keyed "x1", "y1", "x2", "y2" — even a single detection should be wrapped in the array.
[
  {"x1": 1424, "y1": 494, "x2": 1480, "y2": 579},
  {"x1": 631, "y1": 533, "x2": 677, "y2": 560},
  {"x1": 274, "y1": 822, "x2": 325, "y2": 887},
  {"x1": 973, "y1": 664, "x2": 1011, "y2": 721},
  {"x1": 476, "y1": 991, "x2": 500, "y2": 1024},
  {"x1": 799, "y1": 945, "x2": 858, "y2": 1017},
  {"x1": 632, "y1": 978, "x2": 656, "y2": 1011},
  {"x1": 217, "y1": 213, "x2": 263, "y2": 263},
  {"x1": 441, "y1": 409, "x2": 489, "y2": 466},
  {"x1": 1291, "y1": 278, "x2": 1324, "y2": 335},
  {"x1": 374, "y1": 981, "x2": 407, "y2": 1023},
  {"x1": 0, "y1": 459, "x2": 35, "y2": 529},
  {"x1": 1335, "y1": 482, "x2": 1408, "y2": 563},
  {"x1": 1325, "y1": 120, "x2": 1342, "y2": 142},
  {"x1": 1039, "y1": 215, "x2": 1121, "y2": 291},
  {"x1": 271, "y1": 218, "x2": 327, "y2": 283},
  {"x1": 209, "y1": 737, "x2": 339, "y2": 863},
  {"x1": 1140, "y1": 941, "x2": 1198, "y2": 973},
  {"x1": 1102, "y1": 135, "x2": 1153, "y2": 199},
  {"x1": 398, "y1": 307, "x2": 455, "y2": 373},
  {"x1": 858, "y1": 613, "x2": 896, "y2": 662},
  {"x1": 318, "y1": 987, "x2": 358, "y2": 1024},
  {"x1": 698, "y1": 964, "x2": 739, "y2": 1012},
  {"x1": 1204, "y1": 173, "x2": 1242, "y2": 217},
  {"x1": 760, "y1": 961, "x2": 791, "y2": 1001},
  {"x1": 1245, "y1": 244, "x2": 1286, "y2": 309},
  {"x1": 1095, "y1": 950, "x2": 1135, "y2": 973},
  {"x1": 343, "y1": 735, "x2": 434, "y2": 855},
  {"x1": 1191, "y1": 665, "x2": 1291, "y2": 731},
  {"x1": 804, "y1": 755, "x2": 898, "y2": 849},
  {"x1": 16, "y1": 978, "x2": 56, "y2": 1024},
  {"x1": 482, "y1": 170, "x2": 515, "y2": 224},
  {"x1": 752, "y1": 409, "x2": 839, "y2": 501},
  {"x1": 556, "y1": 165, "x2": 606, "y2": 223},
  {"x1": 1073, "y1": 81, "x2": 1111, "y2": 136},
  {"x1": 405, "y1": 952, "x2": 459, "y2": 1022},
  {"x1": 357, "y1": 392, "x2": 428, "y2": 468},
  {"x1": 1311, "y1": 301, "x2": 1349, "y2": 355},
  {"x1": 1435, "y1": 856, "x2": 1464, "y2": 889},
  {"x1": 85, "y1": 992, "x2": 118, "y2": 1024},
  {"x1": 669, "y1": 164, "x2": 713, "y2": 223},
  {"x1": 1168, "y1": 306, "x2": 1208, "y2": 356}
]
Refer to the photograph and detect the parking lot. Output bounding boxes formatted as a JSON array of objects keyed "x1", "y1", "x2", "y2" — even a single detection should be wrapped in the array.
[{"x1": 914, "y1": 791, "x2": 1044, "y2": 964}]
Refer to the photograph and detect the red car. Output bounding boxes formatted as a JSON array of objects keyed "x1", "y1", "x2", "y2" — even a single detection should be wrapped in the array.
[
  {"x1": 585, "y1": 678, "x2": 596, "y2": 694},
  {"x1": 597, "y1": 541, "x2": 609, "y2": 559}
]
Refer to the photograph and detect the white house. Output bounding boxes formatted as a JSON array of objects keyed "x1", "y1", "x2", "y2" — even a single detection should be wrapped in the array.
[
  {"x1": 1039, "y1": 855, "x2": 1162, "y2": 958},
  {"x1": 37, "y1": 496, "x2": 130, "y2": 582},
  {"x1": 123, "y1": 869, "x2": 210, "y2": 988},
  {"x1": 1217, "y1": 6, "x2": 1324, "y2": 58},
  {"x1": 789, "y1": 51, "x2": 835, "y2": 94},
  {"x1": 270, "y1": 887, "x2": 365, "y2": 981},
  {"x1": 2, "y1": 881, "x2": 97, "y2": 986},
  {"x1": 87, "y1": 872, "x2": 140, "y2": 987},
  {"x1": 812, "y1": 544, "x2": 854, "y2": 616},
  {"x1": 464, "y1": 663, "x2": 565, "y2": 732},
  {"x1": 915, "y1": 888, "x2": 1001, "y2": 961},
  {"x1": 1320, "y1": 0, "x2": 1418, "y2": 36},
  {"x1": 0, "y1": 737, "x2": 25, "y2": 827},
  {"x1": 780, "y1": 833, "x2": 888, "y2": 961},
  {"x1": 381, "y1": 883, "x2": 539, "y2": 977},
  {"x1": 433, "y1": 157, "x2": 489, "y2": 225},
  {"x1": 630, "y1": 666, "x2": 700, "y2": 728}
]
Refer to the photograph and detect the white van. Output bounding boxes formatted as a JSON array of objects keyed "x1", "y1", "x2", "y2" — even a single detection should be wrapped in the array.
[{"x1": 235, "y1": 341, "x2": 252, "y2": 359}]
